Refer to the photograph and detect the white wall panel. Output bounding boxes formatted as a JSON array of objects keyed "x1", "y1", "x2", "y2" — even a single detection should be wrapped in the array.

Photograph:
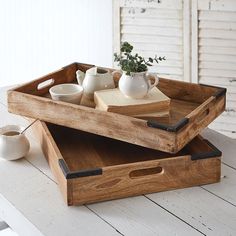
[
  {"x1": 0, "y1": 0, "x2": 113, "y2": 87},
  {"x1": 113, "y1": 0, "x2": 191, "y2": 82},
  {"x1": 193, "y1": 0, "x2": 236, "y2": 138},
  {"x1": 113, "y1": 0, "x2": 236, "y2": 138}
]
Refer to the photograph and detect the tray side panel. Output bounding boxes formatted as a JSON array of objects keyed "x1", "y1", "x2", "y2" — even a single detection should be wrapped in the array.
[
  {"x1": 157, "y1": 77, "x2": 219, "y2": 103},
  {"x1": 11, "y1": 62, "x2": 93, "y2": 96},
  {"x1": 32, "y1": 120, "x2": 73, "y2": 205},
  {"x1": 7, "y1": 63, "x2": 226, "y2": 153},
  {"x1": 70, "y1": 156, "x2": 221, "y2": 205},
  {"x1": 176, "y1": 95, "x2": 226, "y2": 151},
  {"x1": 8, "y1": 91, "x2": 176, "y2": 153}
]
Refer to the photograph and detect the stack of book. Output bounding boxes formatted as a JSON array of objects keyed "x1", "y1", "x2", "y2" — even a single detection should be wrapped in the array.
[{"x1": 94, "y1": 87, "x2": 170, "y2": 119}]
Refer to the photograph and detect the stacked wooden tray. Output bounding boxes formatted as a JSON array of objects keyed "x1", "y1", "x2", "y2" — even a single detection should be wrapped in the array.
[
  {"x1": 7, "y1": 62, "x2": 226, "y2": 205},
  {"x1": 32, "y1": 121, "x2": 221, "y2": 205}
]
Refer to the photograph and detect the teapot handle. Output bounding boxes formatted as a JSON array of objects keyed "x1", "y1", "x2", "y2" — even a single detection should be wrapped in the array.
[
  {"x1": 76, "y1": 70, "x2": 85, "y2": 85},
  {"x1": 147, "y1": 73, "x2": 159, "y2": 92},
  {"x1": 111, "y1": 70, "x2": 122, "y2": 77}
]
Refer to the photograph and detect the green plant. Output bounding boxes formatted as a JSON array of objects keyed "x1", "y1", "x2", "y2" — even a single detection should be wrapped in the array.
[{"x1": 114, "y1": 42, "x2": 165, "y2": 75}]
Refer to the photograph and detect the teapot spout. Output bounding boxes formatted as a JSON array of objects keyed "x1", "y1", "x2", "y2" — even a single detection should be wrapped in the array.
[{"x1": 76, "y1": 70, "x2": 85, "y2": 85}]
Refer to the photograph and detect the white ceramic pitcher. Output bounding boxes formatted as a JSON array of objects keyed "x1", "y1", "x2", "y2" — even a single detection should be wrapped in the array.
[
  {"x1": 0, "y1": 125, "x2": 30, "y2": 160},
  {"x1": 76, "y1": 67, "x2": 115, "y2": 99},
  {"x1": 114, "y1": 71, "x2": 159, "y2": 99}
]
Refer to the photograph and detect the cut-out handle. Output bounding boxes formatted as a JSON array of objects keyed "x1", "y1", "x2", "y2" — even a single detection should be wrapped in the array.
[
  {"x1": 188, "y1": 96, "x2": 215, "y2": 123},
  {"x1": 196, "y1": 108, "x2": 210, "y2": 123},
  {"x1": 129, "y1": 166, "x2": 163, "y2": 179},
  {"x1": 37, "y1": 78, "x2": 54, "y2": 90}
]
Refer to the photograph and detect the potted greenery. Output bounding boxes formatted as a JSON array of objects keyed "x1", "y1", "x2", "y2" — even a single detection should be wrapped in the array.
[{"x1": 114, "y1": 42, "x2": 165, "y2": 99}]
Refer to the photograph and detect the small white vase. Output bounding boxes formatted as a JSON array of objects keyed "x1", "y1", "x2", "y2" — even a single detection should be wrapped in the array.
[
  {"x1": 116, "y1": 71, "x2": 159, "y2": 99},
  {"x1": 0, "y1": 125, "x2": 30, "y2": 161}
]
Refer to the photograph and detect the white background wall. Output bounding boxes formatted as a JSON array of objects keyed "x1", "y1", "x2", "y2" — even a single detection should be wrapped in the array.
[{"x1": 0, "y1": 0, "x2": 113, "y2": 87}]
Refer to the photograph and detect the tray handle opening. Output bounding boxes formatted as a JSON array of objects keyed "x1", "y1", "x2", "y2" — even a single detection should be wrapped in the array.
[
  {"x1": 129, "y1": 166, "x2": 163, "y2": 179},
  {"x1": 37, "y1": 78, "x2": 55, "y2": 91},
  {"x1": 187, "y1": 95, "x2": 219, "y2": 123},
  {"x1": 195, "y1": 108, "x2": 210, "y2": 124}
]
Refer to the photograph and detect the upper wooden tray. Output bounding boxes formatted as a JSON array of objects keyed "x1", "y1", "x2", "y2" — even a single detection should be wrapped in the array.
[{"x1": 8, "y1": 62, "x2": 226, "y2": 153}]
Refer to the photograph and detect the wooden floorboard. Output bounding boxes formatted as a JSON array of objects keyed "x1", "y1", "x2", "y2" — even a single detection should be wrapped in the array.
[
  {"x1": 0, "y1": 104, "x2": 121, "y2": 236},
  {"x1": 202, "y1": 129, "x2": 236, "y2": 169},
  {"x1": 0, "y1": 228, "x2": 18, "y2": 236},
  {"x1": 142, "y1": 131, "x2": 236, "y2": 236},
  {"x1": 0, "y1": 156, "x2": 120, "y2": 236},
  {"x1": 0, "y1": 220, "x2": 8, "y2": 231},
  {"x1": 86, "y1": 197, "x2": 203, "y2": 236},
  {"x1": 0, "y1": 102, "x2": 204, "y2": 236},
  {"x1": 146, "y1": 186, "x2": 236, "y2": 236},
  {"x1": 202, "y1": 164, "x2": 236, "y2": 207},
  {"x1": 1, "y1": 86, "x2": 236, "y2": 236}
]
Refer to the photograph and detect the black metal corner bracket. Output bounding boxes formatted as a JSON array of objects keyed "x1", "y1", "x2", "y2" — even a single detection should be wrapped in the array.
[
  {"x1": 214, "y1": 88, "x2": 227, "y2": 99},
  {"x1": 190, "y1": 139, "x2": 222, "y2": 160},
  {"x1": 199, "y1": 83, "x2": 227, "y2": 99},
  {"x1": 58, "y1": 159, "x2": 102, "y2": 179},
  {"x1": 147, "y1": 117, "x2": 189, "y2": 132}
]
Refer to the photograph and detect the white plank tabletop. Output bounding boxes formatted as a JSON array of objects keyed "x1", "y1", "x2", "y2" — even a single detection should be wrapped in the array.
[{"x1": 0, "y1": 86, "x2": 236, "y2": 236}]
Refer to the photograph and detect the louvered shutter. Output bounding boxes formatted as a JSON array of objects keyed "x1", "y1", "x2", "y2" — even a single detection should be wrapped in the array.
[
  {"x1": 113, "y1": 0, "x2": 190, "y2": 82},
  {"x1": 192, "y1": 0, "x2": 236, "y2": 138},
  {"x1": 113, "y1": 0, "x2": 236, "y2": 138}
]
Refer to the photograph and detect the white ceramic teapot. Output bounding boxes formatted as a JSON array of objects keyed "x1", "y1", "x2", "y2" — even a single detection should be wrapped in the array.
[{"x1": 76, "y1": 67, "x2": 115, "y2": 99}]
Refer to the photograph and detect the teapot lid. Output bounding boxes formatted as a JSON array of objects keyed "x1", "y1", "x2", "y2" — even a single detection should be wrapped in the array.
[{"x1": 86, "y1": 67, "x2": 109, "y2": 75}]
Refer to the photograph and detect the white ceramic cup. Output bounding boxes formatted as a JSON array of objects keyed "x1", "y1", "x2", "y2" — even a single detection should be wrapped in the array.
[
  {"x1": 0, "y1": 125, "x2": 30, "y2": 161},
  {"x1": 49, "y1": 83, "x2": 83, "y2": 104}
]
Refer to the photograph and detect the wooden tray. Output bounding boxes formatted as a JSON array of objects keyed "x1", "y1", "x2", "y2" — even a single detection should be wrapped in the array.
[
  {"x1": 33, "y1": 120, "x2": 221, "y2": 206},
  {"x1": 8, "y1": 62, "x2": 226, "y2": 153}
]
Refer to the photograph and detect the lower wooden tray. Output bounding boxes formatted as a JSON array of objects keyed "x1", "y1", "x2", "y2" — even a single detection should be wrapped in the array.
[{"x1": 33, "y1": 120, "x2": 222, "y2": 206}]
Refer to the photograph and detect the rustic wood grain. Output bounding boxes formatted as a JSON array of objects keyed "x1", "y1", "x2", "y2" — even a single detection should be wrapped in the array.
[
  {"x1": 8, "y1": 62, "x2": 225, "y2": 153},
  {"x1": 33, "y1": 122, "x2": 221, "y2": 205},
  {"x1": 31, "y1": 120, "x2": 73, "y2": 205},
  {"x1": 176, "y1": 93, "x2": 226, "y2": 151}
]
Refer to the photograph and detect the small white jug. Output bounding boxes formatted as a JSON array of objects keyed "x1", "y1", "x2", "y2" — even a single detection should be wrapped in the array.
[
  {"x1": 0, "y1": 125, "x2": 30, "y2": 161},
  {"x1": 114, "y1": 71, "x2": 159, "y2": 99},
  {"x1": 76, "y1": 67, "x2": 115, "y2": 99}
]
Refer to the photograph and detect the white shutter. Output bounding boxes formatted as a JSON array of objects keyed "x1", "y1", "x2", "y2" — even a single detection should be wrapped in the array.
[
  {"x1": 113, "y1": 0, "x2": 236, "y2": 138},
  {"x1": 192, "y1": 0, "x2": 236, "y2": 138},
  {"x1": 113, "y1": 0, "x2": 191, "y2": 81}
]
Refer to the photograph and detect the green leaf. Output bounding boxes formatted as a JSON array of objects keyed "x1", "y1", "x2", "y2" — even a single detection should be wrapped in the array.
[{"x1": 114, "y1": 42, "x2": 165, "y2": 73}]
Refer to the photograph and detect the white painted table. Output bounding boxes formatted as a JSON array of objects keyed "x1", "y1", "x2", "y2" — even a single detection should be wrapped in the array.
[{"x1": 0, "y1": 86, "x2": 236, "y2": 236}]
